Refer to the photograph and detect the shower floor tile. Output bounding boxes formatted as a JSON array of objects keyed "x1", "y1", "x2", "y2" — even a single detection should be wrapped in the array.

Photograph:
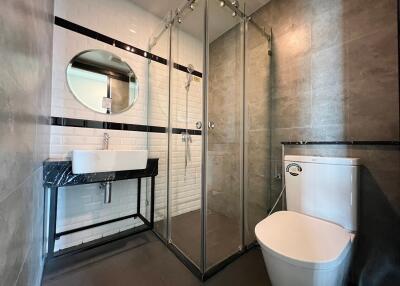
[
  {"x1": 42, "y1": 231, "x2": 270, "y2": 286},
  {"x1": 171, "y1": 210, "x2": 241, "y2": 267}
]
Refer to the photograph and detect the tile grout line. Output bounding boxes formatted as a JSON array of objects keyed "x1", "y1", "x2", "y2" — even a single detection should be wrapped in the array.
[{"x1": 0, "y1": 166, "x2": 43, "y2": 204}]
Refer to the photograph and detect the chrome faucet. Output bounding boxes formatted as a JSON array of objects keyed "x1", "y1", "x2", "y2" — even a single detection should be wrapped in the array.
[{"x1": 103, "y1": 133, "x2": 110, "y2": 150}]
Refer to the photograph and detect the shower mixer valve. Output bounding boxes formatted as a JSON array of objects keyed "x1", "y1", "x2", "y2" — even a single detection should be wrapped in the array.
[{"x1": 181, "y1": 132, "x2": 192, "y2": 143}]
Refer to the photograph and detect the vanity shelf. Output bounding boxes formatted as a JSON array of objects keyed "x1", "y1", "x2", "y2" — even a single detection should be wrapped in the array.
[{"x1": 43, "y1": 158, "x2": 158, "y2": 260}]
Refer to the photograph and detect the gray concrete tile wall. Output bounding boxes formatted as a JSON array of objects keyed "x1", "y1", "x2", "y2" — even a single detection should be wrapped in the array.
[
  {"x1": 250, "y1": 0, "x2": 400, "y2": 283},
  {"x1": 0, "y1": 0, "x2": 54, "y2": 285}
]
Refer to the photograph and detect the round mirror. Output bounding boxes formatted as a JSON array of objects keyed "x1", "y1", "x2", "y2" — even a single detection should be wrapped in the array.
[{"x1": 66, "y1": 50, "x2": 138, "y2": 114}]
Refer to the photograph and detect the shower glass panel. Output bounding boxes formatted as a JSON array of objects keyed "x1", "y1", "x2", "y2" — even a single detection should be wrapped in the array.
[
  {"x1": 206, "y1": 0, "x2": 245, "y2": 269},
  {"x1": 244, "y1": 18, "x2": 272, "y2": 244},
  {"x1": 169, "y1": 0, "x2": 205, "y2": 268},
  {"x1": 147, "y1": 13, "x2": 172, "y2": 240}
]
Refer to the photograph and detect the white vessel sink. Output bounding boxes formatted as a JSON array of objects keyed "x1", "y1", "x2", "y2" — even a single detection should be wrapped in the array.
[{"x1": 72, "y1": 150, "x2": 148, "y2": 174}]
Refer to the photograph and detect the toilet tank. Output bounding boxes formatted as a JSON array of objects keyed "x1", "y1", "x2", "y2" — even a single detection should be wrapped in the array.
[{"x1": 284, "y1": 155, "x2": 360, "y2": 231}]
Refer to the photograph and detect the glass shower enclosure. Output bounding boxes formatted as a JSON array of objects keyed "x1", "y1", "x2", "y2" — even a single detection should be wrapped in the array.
[{"x1": 147, "y1": 0, "x2": 272, "y2": 279}]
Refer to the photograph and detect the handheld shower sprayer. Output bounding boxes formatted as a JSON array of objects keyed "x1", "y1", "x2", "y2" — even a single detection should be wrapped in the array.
[
  {"x1": 183, "y1": 64, "x2": 195, "y2": 171},
  {"x1": 185, "y1": 64, "x2": 194, "y2": 92}
]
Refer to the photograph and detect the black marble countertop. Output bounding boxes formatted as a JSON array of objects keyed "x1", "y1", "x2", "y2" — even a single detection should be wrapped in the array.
[{"x1": 43, "y1": 158, "x2": 159, "y2": 188}]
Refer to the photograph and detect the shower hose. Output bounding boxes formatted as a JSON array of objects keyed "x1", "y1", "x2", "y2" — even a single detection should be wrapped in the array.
[{"x1": 267, "y1": 182, "x2": 286, "y2": 217}]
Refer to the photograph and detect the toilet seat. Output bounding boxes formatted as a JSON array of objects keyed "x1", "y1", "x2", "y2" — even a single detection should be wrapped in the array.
[{"x1": 255, "y1": 211, "x2": 352, "y2": 270}]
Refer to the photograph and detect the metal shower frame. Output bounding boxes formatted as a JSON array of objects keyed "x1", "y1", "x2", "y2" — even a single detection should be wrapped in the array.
[{"x1": 148, "y1": 0, "x2": 272, "y2": 280}]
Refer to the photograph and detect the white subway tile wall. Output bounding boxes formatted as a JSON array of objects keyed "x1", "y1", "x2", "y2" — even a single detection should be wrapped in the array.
[
  {"x1": 170, "y1": 134, "x2": 202, "y2": 216},
  {"x1": 54, "y1": 179, "x2": 147, "y2": 251},
  {"x1": 50, "y1": 126, "x2": 147, "y2": 158},
  {"x1": 50, "y1": 0, "x2": 203, "y2": 249}
]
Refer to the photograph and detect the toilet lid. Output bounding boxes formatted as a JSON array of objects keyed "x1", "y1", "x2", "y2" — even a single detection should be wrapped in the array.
[{"x1": 255, "y1": 211, "x2": 352, "y2": 269}]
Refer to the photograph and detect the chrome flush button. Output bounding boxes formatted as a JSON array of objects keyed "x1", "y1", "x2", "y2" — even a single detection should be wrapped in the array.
[{"x1": 286, "y1": 163, "x2": 302, "y2": 176}]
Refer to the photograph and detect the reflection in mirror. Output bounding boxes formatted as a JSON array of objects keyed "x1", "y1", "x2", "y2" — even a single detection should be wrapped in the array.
[{"x1": 66, "y1": 50, "x2": 138, "y2": 114}]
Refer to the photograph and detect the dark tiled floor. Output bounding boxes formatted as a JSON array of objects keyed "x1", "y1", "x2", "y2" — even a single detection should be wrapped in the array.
[
  {"x1": 42, "y1": 231, "x2": 270, "y2": 286},
  {"x1": 171, "y1": 210, "x2": 241, "y2": 267}
]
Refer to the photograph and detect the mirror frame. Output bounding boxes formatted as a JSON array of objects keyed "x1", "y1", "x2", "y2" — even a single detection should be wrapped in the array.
[{"x1": 66, "y1": 49, "x2": 139, "y2": 115}]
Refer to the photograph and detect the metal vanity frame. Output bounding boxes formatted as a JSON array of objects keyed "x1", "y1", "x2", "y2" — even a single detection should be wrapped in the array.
[{"x1": 43, "y1": 158, "x2": 158, "y2": 260}]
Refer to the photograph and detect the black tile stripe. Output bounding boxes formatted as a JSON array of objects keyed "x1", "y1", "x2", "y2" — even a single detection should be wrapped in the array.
[
  {"x1": 172, "y1": 128, "x2": 202, "y2": 136},
  {"x1": 51, "y1": 117, "x2": 202, "y2": 135},
  {"x1": 173, "y1": 63, "x2": 203, "y2": 78},
  {"x1": 281, "y1": 141, "x2": 400, "y2": 146},
  {"x1": 54, "y1": 16, "x2": 202, "y2": 77},
  {"x1": 54, "y1": 17, "x2": 164, "y2": 64},
  {"x1": 51, "y1": 117, "x2": 152, "y2": 132}
]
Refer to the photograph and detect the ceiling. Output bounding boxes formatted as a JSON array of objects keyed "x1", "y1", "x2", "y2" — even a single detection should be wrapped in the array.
[{"x1": 130, "y1": 0, "x2": 270, "y2": 42}]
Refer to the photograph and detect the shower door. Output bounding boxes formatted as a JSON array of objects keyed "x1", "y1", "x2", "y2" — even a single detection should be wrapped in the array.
[
  {"x1": 147, "y1": 12, "x2": 172, "y2": 240},
  {"x1": 243, "y1": 18, "x2": 272, "y2": 245},
  {"x1": 168, "y1": 0, "x2": 205, "y2": 269},
  {"x1": 164, "y1": 0, "x2": 246, "y2": 271},
  {"x1": 204, "y1": 0, "x2": 245, "y2": 270}
]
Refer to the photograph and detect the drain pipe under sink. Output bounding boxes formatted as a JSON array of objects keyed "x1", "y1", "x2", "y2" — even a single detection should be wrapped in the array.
[{"x1": 100, "y1": 182, "x2": 112, "y2": 204}]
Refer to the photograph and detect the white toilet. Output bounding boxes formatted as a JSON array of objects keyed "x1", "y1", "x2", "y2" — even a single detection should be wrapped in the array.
[{"x1": 255, "y1": 155, "x2": 360, "y2": 286}]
